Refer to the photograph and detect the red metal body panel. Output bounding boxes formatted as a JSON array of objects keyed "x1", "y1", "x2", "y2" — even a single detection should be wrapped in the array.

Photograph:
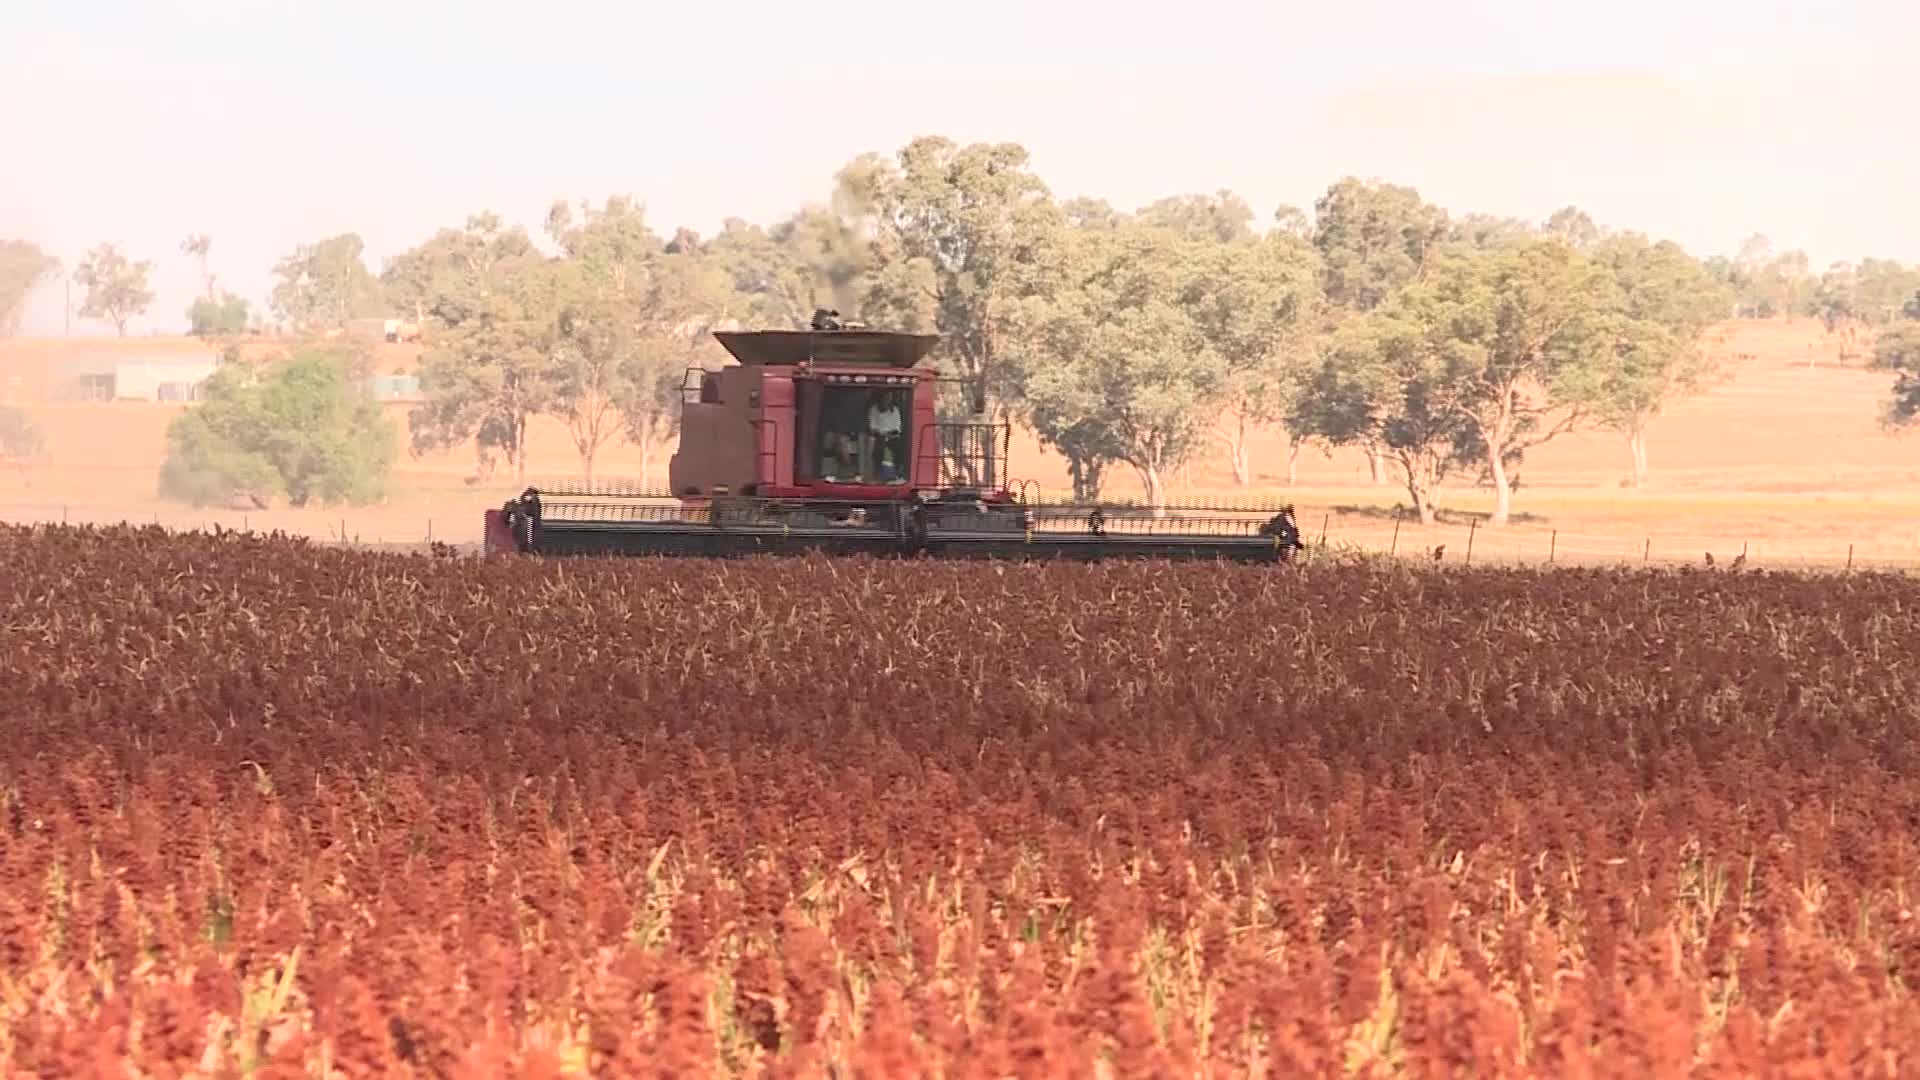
[
  {"x1": 482, "y1": 508, "x2": 515, "y2": 555},
  {"x1": 908, "y1": 371, "x2": 939, "y2": 489},
  {"x1": 757, "y1": 373, "x2": 795, "y2": 489},
  {"x1": 669, "y1": 365, "x2": 758, "y2": 495}
]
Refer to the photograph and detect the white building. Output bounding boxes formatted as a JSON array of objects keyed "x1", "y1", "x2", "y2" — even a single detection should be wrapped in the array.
[
  {"x1": 113, "y1": 356, "x2": 219, "y2": 401},
  {"x1": 46, "y1": 353, "x2": 219, "y2": 402}
]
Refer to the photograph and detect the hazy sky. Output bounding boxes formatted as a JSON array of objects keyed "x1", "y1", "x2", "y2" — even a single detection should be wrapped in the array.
[{"x1": 5, "y1": 0, "x2": 1916, "y2": 336}]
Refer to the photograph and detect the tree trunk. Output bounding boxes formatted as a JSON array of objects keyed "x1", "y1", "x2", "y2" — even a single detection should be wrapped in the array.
[
  {"x1": 570, "y1": 398, "x2": 618, "y2": 488},
  {"x1": 1367, "y1": 444, "x2": 1383, "y2": 485},
  {"x1": 514, "y1": 414, "x2": 527, "y2": 486},
  {"x1": 1397, "y1": 451, "x2": 1436, "y2": 525},
  {"x1": 1068, "y1": 455, "x2": 1104, "y2": 502},
  {"x1": 1227, "y1": 410, "x2": 1251, "y2": 486},
  {"x1": 1138, "y1": 462, "x2": 1167, "y2": 512},
  {"x1": 1487, "y1": 446, "x2": 1512, "y2": 526},
  {"x1": 639, "y1": 442, "x2": 653, "y2": 487},
  {"x1": 1628, "y1": 426, "x2": 1648, "y2": 487},
  {"x1": 1286, "y1": 435, "x2": 1303, "y2": 486}
]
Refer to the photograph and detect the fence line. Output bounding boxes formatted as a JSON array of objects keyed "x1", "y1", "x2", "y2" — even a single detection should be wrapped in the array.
[
  {"x1": 4, "y1": 502, "x2": 1918, "y2": 574},
  {"x1": 1312, "y1": 515, "x2": 1918, "y2": 572}
]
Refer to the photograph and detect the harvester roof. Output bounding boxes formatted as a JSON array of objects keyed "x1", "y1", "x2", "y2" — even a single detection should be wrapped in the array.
[{"x1": 712, "y1": 329, "x2": 940, "y2": 369}]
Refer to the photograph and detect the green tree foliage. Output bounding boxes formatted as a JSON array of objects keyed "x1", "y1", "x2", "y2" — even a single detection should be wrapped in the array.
[
  {"x1": 998, "y1": 221, "x2": 1221, "y2": 503},
  {"x1": 1564, "y1": 232, "x2": 1736, "y2": 485},
  {"x1": 540, "y1": 202, "x2": 649, "y2": 484},
  {"x1": 405, "y1": 222, "x2": 562, "y2": 485},
  {"x1": 1004, "y1": 220, "x2": 1254, "y2": 507},
  {"x1": 543, "y1": 197, "x2": 739, "y2": 482},
  {"x1": 380, "y1": 212, "x2": 534, "y2": 331},
  {"x1": 396, "y1": 202, "x2": 743, "y2": 486},
  {"x1": 188, "y1": 294, "x2": 252, "y2": 337},
  {"x1": 0, "y1": 240, "x2": 61, "y2": 337},
  {"x1": 270, "y1": 233, "x2": 386, "y2": 332},
  {"x1": 1305, "y1": 177, "x2": 1451, "y2": 484},
  {"x1": 1813, "y1": 261, "x2": 1865, "y2": 357},
  {"x1": 1807, "y1": 258, "x2": 1920, "y2": 360},
  {"x1": 1310, "y1": 177, "x2": 1450, "y2": 315},
  {"x1": 1063, "y1": 197, "x2": 1125, "y2": 231},
  {"x1": 182, "y1": 234, "x2": 215, "y2": 298},
  {"x1": 180, "y1": 233, "x2": 252, "y2": 338},
  {"x1": 0, "y1": 405, "x2": 47, "y2": 479},
  {"x1": 1178, "y1": 226, "x2": 1323, "y2": 486},
  {"x1": 1871, "y1": 321, "x2": 1920, "y2": 430},
  {"x1": 1271, "y1": 204, "x2": 1312, "y2": 241},
  {"x1": 1294, "y1": 238, "x2": 1621, "y2": 525},
  {"x1": 1287, "y1": 314, "x2": 1486, "y2": 525},
  {"x1": 704, "y1": 209, "x2": 870, "y2": 329},
  {"x1": 164, "y1": 131, "x2": 1919, "y2": 507},
  {"x1": 1450, "y1": 213, "x2": 1538, "y2": 251},
  {"x1": 1849, "y1": 260, "x2": 1920, "y2": 325},
  {"x1": 835, "y1": 136, "x2": 1062, "y2": 421},
  {"x1": 1134, "y1": 191, "x2": 1257, "y2": 245},
  {"x1": 71, "y1": 242, "x2": 154, "y2": 336},
  {"x1": 159, "y1": 348, "x2": 395, "y2": 508},
  {"x1": 1718, "y1": 233, "x2": 1817, "y2": 319},
  {"x1": 1542, "y1": 206, "x2": 1601, "y2": 250}
]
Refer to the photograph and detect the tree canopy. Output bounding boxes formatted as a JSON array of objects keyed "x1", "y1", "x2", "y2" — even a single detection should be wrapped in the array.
[
  {"x1": 0, "y1": 405, "x2": 47, "y2": 477},
  {"x1": 1, "y1": 241, "x2": 61, "y2": 337},
  {"x1": 371, "y1": 144, "x2": 1840, "y2": 515},
  {"x1": 271, "y1": 233, "x2": 385, "y2": 332},
  {"x1": 65, "y1": 132, "x2": 1920, "y2": 519},
  {"x1": 159, "y1": 346, "x2": 396, "y2": 509},
  {"x1": 835, "y1": 136, "x2": 1062, "y2": 418},
  {"x1": 72, "y1": 242, "x2": 154, "y2": 336}
]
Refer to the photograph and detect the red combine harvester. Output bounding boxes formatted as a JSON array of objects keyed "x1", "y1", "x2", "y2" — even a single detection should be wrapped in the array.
[{"x1": 484, "y1": 311, "x2": 1305, "y2": 561}]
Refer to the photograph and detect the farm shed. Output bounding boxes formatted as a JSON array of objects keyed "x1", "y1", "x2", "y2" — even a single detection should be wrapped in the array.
[
  {"x1": 110, "y1": 355, "x2": 220, "y2": 401},
  {"x1": 45, "y1": 354, "x2": 121, "y2": 401}
]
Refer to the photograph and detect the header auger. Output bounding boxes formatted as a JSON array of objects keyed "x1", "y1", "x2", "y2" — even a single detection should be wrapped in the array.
[{"x1": 483, "y1": 312, "x2": 1306, "y2": 562}]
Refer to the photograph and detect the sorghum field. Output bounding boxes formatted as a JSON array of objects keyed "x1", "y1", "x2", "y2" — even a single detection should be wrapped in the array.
[{"x1": 4, "y1": 523, "x2": 1920, "y2": 1078}]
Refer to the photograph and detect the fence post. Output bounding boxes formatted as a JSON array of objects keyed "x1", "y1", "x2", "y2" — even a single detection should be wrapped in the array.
[
  {"x1": 1466, "y1": 519, "x2": 1477, "y2": 566},
  {"x1": 1847, "y1": 544, "x2": 1854, "y2": 573},
  {"x1": 1389, "y1": 515, "x2": 1401, "y2": 557},
  {"x1": 1643, "y1": 537, "x2": 1651, "y2": 563},
  {"x1": 1549, "y1": 530, "x2": 1556, "y2": 565},
  {"x1": 1320, "y1": 512, "x2": 1329, "y2": 548},
  {"x1": 427, "y1": 518, "x2": 433, "y2": 542}
]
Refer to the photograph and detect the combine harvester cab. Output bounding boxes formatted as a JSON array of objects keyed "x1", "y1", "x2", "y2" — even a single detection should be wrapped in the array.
[{"x1": 486, "y1": 313, "x2": 1306, "y2": 563}]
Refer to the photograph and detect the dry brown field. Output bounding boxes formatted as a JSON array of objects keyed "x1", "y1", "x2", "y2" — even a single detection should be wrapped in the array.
[
  {"x1": 3, "y1": 523, "x2": 1918, "y2": 1075},
  {"x1": 1, "y1": 317, "x2": 1915, "y2": 569}
]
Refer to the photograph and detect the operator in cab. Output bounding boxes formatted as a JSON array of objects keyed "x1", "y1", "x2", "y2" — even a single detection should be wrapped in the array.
[
  {"x1": 820, "y1": 431, "x2": 859, "y2": 481},
  {"x1": 868, "y1": 395, "x2": 904, "y2": 482}
]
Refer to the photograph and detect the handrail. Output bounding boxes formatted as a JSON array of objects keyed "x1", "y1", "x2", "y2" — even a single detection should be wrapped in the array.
[{"x1": 913, "y1": 420, "x2": 1011, "y2": 490}]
